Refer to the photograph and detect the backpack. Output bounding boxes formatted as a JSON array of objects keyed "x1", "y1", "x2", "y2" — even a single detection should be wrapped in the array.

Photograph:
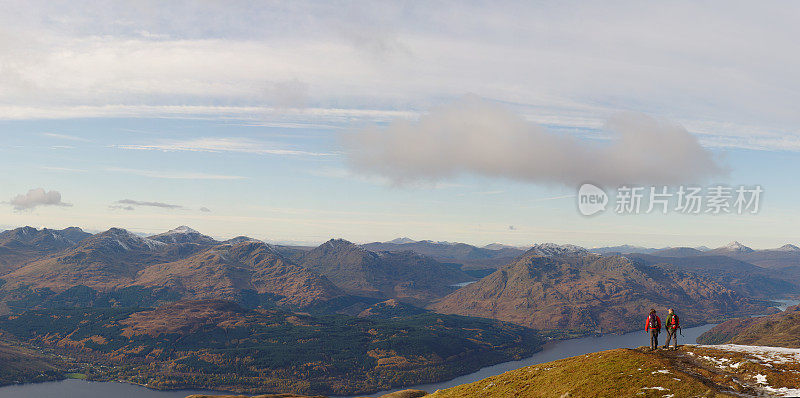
[
  {"x1": 649, "y1": 314, "x2": 658, "y2": 329},
  {"x1": 670, "y1": 314, "x2": 679, "y2": 328}
]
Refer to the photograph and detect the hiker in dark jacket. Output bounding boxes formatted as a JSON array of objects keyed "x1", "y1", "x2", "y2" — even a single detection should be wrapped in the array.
[
  {"x1": 663, "y1": 308, "x2": 680, "y2": 350},
  {"x1": 645, "y1": 309, "x2": 661, "y2": 350}
]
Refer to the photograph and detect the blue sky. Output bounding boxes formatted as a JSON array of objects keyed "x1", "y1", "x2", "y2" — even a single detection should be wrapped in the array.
[{"x1": 2, "y1": 1, "x2": 800, "y2": 248}]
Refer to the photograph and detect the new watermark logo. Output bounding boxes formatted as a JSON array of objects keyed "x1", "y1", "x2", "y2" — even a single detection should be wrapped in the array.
[
  {"x1": 577, "y1": 184, "x2": 763, "y2": 216},
  {"x1": 578, "y1": 183, "x2": 609, "y2": 216}
]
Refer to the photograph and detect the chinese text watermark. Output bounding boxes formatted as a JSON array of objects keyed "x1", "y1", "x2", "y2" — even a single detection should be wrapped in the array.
[{"x1": 578, "y1": 184, "x2": 762, "y2": 216}]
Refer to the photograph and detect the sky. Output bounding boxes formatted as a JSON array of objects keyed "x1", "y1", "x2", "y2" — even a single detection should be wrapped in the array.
[{"x1": 2, "y1": 1, "x2": 800, "y2": 248}]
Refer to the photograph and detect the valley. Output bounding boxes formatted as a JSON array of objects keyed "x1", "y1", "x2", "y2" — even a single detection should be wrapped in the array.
[{"x1": 0, "y1": 226, "x2": 798, "y2": 396}]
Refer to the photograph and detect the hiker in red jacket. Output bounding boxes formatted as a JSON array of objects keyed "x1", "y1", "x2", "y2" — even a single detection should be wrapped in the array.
[{"x1": 645, "y1": 309, "x2": 661, "y2": 350}]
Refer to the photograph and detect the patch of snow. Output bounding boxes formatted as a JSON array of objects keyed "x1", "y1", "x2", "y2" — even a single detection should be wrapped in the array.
[
  {"x1": 651, "y1": 370, "x2": 670, "y2": 374},
  {"x1": 165, "y1": 226, "x2": 200, "y2": 235},
  {"x1": 706, "y1": 344, "x2": 800, "y2": 365},
  {"x1": 528, "y1": 243, "x2": 588, "y2": 257},
  {"x1": 641, "y1": 386, "x2": 668, "y2": 391},
  {"x1": 755, "y1": 374, "x2": 768, "y2": 384}
]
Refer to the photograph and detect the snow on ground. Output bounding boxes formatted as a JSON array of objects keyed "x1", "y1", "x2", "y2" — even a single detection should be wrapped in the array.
[
  {"x1": 699, "y1": 345, "x2": 800, "y2": 397},
  {"x1": 706, "y1": 344, "x2": 800, "y2": 365}
]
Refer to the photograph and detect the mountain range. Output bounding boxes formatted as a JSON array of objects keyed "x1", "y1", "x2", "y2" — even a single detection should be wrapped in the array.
[
  {"x1": 0, "y1": 227, "x2": 476, "y2": 313},
  {"x1": 0, "y1": 227, "x2": 797, "y2": 321}
]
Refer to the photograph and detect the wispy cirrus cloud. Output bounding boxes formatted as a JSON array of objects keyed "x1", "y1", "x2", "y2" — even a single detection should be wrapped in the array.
[
  {"x1": 42, "y1": 132, "x2": 91, "y2": 142},
  {"x1": 40, "y1": 166, "x2": 87, "y2": 173},
  {"x1": 107, "y1": 167, "x2": 247, "y2": 180},
  {"x1": 113, "y1": 199, "x2": 182, "y2": 210},
  {"x1": 113, "y1": 137, "x2": 332, "y2": 157}
]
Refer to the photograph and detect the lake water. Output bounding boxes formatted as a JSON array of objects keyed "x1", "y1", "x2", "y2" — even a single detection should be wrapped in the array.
[
  {"x1": 776, "y1": 298, "x2": 800, "y2": 311},
  {"x1": 0, "y1": 323, "x2": 715, "y2": 398},
  {"x1": 349, "y1": 322, "x2": 717, "y2": 397}
]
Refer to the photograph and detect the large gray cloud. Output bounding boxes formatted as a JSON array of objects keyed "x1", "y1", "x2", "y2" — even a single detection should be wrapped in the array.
[
  {"x1": 342, "y1": 98, "x2": 726, "y2": 187},
  {"x1": 8, "y1": 188, "x2": 72, "y2": 210}
]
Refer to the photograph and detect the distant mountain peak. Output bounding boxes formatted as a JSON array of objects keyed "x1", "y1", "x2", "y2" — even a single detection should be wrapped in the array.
[
  {"x1": 720, "y1": 241, "x2": 754, "y2": 253},
  {"x1": 777, "y1": 244, "x2": 800, "y2": 252},
  {"x1": 527, "y1": 243, "x2": 588, "y2": 257},
  {"x1": 320, "y1": 238, "x2": 362, "y2": 251},
  {"x1": 99, "y1": 227, "x2": 166, "y2": 251},
  {"x1": 388, "y1": 237, "x2": 416, "y2": 244},
  {"x1": 165, "y1": 225, "x2": 201, "y2": 235},
  {"x1": 149, "y1": 226, "x2": 217, "y2": 245}
]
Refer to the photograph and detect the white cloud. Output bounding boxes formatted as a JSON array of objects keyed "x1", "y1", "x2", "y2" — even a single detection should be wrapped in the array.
[
  {"x1": 8, "y1": 188, "x2": 72, "y2": 210},
  {"x1": 343, "y1": 98, "x2": 726, "y2": 187},
  {"x1": 107, "y1": 167, "x2": 247, "y2": 180}
]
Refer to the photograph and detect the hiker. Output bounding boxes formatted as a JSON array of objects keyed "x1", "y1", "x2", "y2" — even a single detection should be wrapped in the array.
[
  {"x1": 645, "y1": 309, "x2": 661, "y2": 350},
  {"x1": 663, "y1": 308, "x2": 680, "y2": 350}
]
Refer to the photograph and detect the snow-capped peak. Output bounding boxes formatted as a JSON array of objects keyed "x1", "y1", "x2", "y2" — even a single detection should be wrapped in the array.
[
  {"x1": 527, "y1": 243, "x2": 588, "y2": 257},
  {"x1": 777, "y1": 244, "x2": 800, "y2": 252},
  {"x1": 102, "y1": 228, "x2": 166, "y2": 251},
  {"x1": 721, "y1": 241, "x2": 754, "y2": 253},
  {"x1": 165, "y1": 225, "x2": 200, "y2": 235},
  {"x1": 388, "y1": 237, "x2": 416, "y2": 244}
]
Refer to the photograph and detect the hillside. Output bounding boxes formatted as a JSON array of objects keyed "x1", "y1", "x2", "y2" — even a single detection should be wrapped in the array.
[
  {"x1": 428, "y1": 345, "x2": 800, "y2": 397},
  {"x1": 429, "y1": 251, "x2": 772, "y2": 333},
  {"x1": 300, "y1": 239, "x2": 474, "y2": 305},
  {"x1": 697, "y1": 304, "x2": 800, "y2": 347},
  {"x1": 0, "y1": 337, "x2": 66, "y2": 386},
  {"x1": 0, "y1": 299, "x2": 542, "y2": 396}
]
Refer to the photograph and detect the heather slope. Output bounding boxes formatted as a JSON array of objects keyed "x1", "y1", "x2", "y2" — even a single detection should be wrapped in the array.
[{"x1": 428, "y1": 345, "x2": 800, "y2": 397}]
